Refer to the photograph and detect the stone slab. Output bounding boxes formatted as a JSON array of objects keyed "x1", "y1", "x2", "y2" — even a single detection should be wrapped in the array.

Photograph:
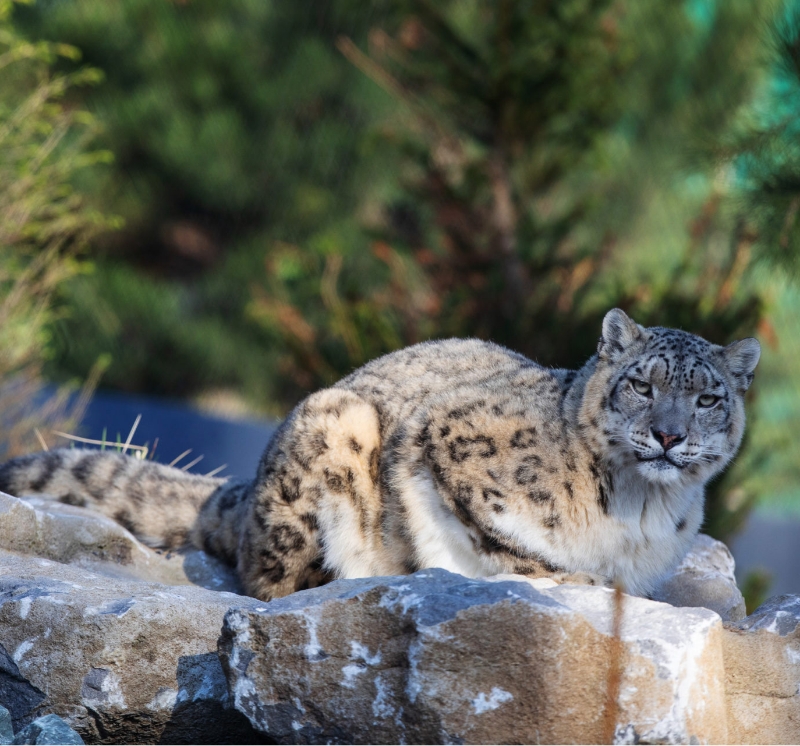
[
  {"x1": 220, "y1": 569, "x2": 727, "y2": 744},
  {"x1": 0, "y1": 492, "x2": 241, "y2": 594},
  {"x1": 724, "y1": 595, "x2": 800, "y2": 744},
  {"x1": 0, "y1": 551, "x2": 266, "y2": 744}
]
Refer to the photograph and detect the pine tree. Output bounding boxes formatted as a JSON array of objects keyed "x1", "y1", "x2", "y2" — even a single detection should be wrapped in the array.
[{"x1": 14, "y1": 0, "x2": 397, "y2": 412}]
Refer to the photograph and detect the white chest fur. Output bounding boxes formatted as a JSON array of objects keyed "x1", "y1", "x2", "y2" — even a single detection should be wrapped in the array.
[
  {"x1": 398, "y1": 465, "x2": 700, "y2": 596},
  {"x1": 537, "y1": 470, "x2": 701, "y2": 595}
]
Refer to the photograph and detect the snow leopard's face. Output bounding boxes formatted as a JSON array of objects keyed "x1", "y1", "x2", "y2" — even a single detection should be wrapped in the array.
[{"x1": 594, "y1": 310, "x2": 760, "y2": 485}]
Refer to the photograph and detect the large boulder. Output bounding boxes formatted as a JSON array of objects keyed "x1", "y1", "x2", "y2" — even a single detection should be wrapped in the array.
[
  {"x1": 219, "y1": 569, "x2": 728, "y2": 744},
  {"x1": 0, "y1": 487, "x2": 793, "y2": 745},
  {"x1": 723, "y1": 595, "x2": 800, "y2": 744},
  {"x1": 0, "y1": 551, "x2": 266, "y2": 744}
]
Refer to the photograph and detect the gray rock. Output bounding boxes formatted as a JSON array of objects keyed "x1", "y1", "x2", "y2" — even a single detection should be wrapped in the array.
[
  {"x1": 1, "y1": 492, "x2": 241, "y2": 593},
  {"x1": 219, "y1": 569, "x2": 728, "y2": 745},
  {"x1": 651, "y1": 532, "x2": 746, "y2": 622},
  {"x1": 732, "y1": 593, "x2": 800, "y2": 635},
  {"x1": 0, "y1": 706, "x2": 13, "y2": 745},
  {"x1": 11, "y1": 714, "x2": 83, "y2": 745},
  {"x1": 723, "y1": 594, "x2": 800, "y2": 744},
  {"x1": 0, "y1": 551, "x2": 267, "y2": 744},
  {"x1": 2, "y1": 487, "x2": 791, "y2": 745},
  {"x1": 0, "y1": 642, "x2": 45, "y2": 734}
]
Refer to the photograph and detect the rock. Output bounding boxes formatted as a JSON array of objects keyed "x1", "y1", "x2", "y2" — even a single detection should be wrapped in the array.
[
  {"x1": 723, "y1": 594, "x2": 800, "y2": 744},
  {"x1": 651, "y1": 532, "x2": 746, "y2": 622},
  {"x1": 0, "y1": 551, "x2": 268, "y2": 744},
  {"x1": 11, "y1": 714, "x2": 83, "y2": 745},
  {"x1": 0, "y1": 706, "x2": 13, "y2": 745},
  {"x1": 1, "y1": 487, "x2": 791, "y2": 745},
  {"x1": 0, "y1": 491, "x2": 241, "y2": 593},
  {"x1": 219, "y1": 569, "x2": 728, "y2": 744}
]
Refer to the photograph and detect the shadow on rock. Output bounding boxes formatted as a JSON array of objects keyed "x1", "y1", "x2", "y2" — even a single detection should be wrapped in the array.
[
  {"x1": 157, "y1": 653, "x2": 271, "y2": 745},
  {"x1": 0, "y1": 643, "x2": 45, "y2": 732}
]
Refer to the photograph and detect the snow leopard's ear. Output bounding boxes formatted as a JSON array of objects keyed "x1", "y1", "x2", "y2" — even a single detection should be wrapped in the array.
[
  {"x1": 598, "y1": 308, "x2": 644, "y2": 360},
  {"x1": 722, "y1": 337, "x2": 761, "y2": 392}
]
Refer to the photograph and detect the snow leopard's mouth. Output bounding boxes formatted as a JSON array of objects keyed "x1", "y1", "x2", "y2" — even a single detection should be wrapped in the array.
[{"x1": 634, "y1": 453, "x2": 685, "y2": 470}]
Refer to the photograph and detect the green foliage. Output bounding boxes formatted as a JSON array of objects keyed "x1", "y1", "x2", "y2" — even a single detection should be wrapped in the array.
[
  {"x1": 16, "y1": 0, "x2": 400, "y2": 412},
  {"x1": 249, "y1": 0, "x2": 784, "y2": 542},
  {"x1": 0, "y1": 0, "x2": 116, "y2": 456},
  {"x1": 741, "y1": 567, "x2": 773, "y2": 614},
  {"x1": 14, "y1": 0, "x2": 800, "y2": 538},
  {"x1": 728, "y1": 2, "x2": 800, "y2": 270},
  {"x1": 59, "y1": 262, "x2": 280, "y2": 406}
]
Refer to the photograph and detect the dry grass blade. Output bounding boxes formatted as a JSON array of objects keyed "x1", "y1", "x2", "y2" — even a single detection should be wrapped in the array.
[
  {"x1": 51, "y1": 430, "x2": 148, "y2": 456},
  {"x1": 204, "y1": 464, "x2": 227, "y2": 478},
  {"x1": 33, "y1": 428, "x2": 48, "y2": 451},
  {"x1": 121, "y1": 414, "x2": 142, "y2": 454},
  {"x1": 181, "y1": 455, "x2": 204, "y2": 472},
  {"x1": 168, "y1": 449, "x2": 192, "y2": 468}
]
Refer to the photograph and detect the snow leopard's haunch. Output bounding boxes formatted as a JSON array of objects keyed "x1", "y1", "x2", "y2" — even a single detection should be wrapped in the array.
[{"x1": 0, "y1": 309, "x2": 760, "y2": 601}]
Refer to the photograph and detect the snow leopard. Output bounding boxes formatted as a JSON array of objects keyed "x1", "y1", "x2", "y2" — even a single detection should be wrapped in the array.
[{"x1": 0, "y1": 309, "x2": 760, "y2": 601}]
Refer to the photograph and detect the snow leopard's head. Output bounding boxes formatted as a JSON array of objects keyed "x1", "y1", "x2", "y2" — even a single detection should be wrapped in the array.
[{"x1": 586, "y1": 308, "x2": 760, "y2": 485}]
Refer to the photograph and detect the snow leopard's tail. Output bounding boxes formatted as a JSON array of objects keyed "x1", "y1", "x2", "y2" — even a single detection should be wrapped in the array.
[{"x1": 0, "y1": 448, "x2": 252, "y2": 564}]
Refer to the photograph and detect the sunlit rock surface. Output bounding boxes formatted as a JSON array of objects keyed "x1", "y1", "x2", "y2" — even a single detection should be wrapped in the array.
[
  {"x1": 0, "y1": 492, "x2": 241, "y2": 593},
  {"x1": 0, "y1": 551, "x2": 266, "y2": 743},
  {"x1": 219, "y1": 569, "x2": 728, "y2": 744},
  {"x1": 724, "y1": 595, "x2": 800, "y2": 744},
  {"x1": 652, "y1": 532, "x2": 746, "y2": 622},
  {"x1": 0, "y1": 488, "x2": 795, "y2": 744}
]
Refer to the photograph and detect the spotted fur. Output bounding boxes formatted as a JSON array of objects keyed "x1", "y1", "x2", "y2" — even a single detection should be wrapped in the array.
[{"x1": 0, "y1": 309, "x2": 759, "y2": 600}]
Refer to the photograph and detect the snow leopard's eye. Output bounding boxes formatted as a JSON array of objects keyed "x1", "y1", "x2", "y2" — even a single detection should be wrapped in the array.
[
  {"x1": 697, "y1": 394, "x2": 719, "y2": 408},
  {"x1": 630, "y1": 379, "x2": 652, "y2": 397}
]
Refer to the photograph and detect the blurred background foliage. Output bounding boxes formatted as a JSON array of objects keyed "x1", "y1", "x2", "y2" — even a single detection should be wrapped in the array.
[
  {"x1": 0, "y1": 0, "x2": 116, "y2": 458},
  {"x1": 5, "y1": 0, "x2": 800, "y2": 542}
]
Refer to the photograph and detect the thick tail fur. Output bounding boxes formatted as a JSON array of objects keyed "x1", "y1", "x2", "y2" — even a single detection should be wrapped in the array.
[{"x1": 0, "y1": 448, "x2": 250, "y2": 562}]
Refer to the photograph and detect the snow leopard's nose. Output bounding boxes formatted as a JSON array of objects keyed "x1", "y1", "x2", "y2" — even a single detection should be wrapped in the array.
[{"x1": 651, "y1": 429, "x2": 686, "y2": 451}]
